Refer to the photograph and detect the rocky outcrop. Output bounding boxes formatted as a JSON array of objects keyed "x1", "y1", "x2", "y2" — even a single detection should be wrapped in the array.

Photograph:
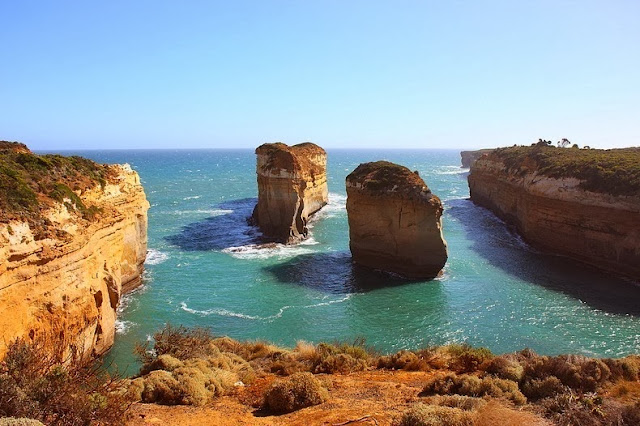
[
  {"x1": 252, "y1": 142, "x2": 328, "y2": 243},
  {"x1": 0, "y1": 147, "x2": 149, "y2": 361},
  {"x1": 460, "y1": 149, "x2": 494, "y2": 168},
  {"x1": 346, "y1": 161, "x2": 448, "y2": 279},
  {"x1": 468, "y1": 146, "x2": 640, "y2": 280}
]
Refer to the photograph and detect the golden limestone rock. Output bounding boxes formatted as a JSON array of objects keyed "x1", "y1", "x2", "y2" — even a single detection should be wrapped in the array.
[
  {"x1": 468, "y1": 145, "x2": 640, "y2": 280},
  {"x1": 346, "y1": 161, "x2": 448, "y2": 279},
  {"x1": 0, "y1": 143, "x2": 149, "y2": 360},
  {"x1": 252, "y1": 142, "x2": 328, "y2": 244}
]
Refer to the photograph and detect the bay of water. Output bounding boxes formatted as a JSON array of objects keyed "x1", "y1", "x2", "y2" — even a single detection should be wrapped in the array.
[{"x1": 49, "y1": 149, "x2": 640, "y2": 373}]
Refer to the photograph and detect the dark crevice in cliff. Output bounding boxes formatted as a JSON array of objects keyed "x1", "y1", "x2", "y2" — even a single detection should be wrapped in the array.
[
  {"x1": 447, "y1": 198, "x2": 640, "y2": 316},
  {"x1": 165, "y1": 198, "x2": 261, "y2": 251},
  {"x1": 263, "y1": 251, "x2": 419, "y2": 294}
]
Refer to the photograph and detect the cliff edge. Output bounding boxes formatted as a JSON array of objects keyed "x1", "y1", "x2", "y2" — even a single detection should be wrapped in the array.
[
  {"x1": 0, "y1": 142, "x2": 149, "y2": 360},
  {"x1": 252, "y1": 142, "x2": 328, "y2": 244},
  {"x1": 346, "y1": 161, "x2": 448, "y2": 279},
  {"x1": 460, "y1": 149, "x2": 494, "y2": 168},
  {"x1": 468, "y1": 145, "x2": 640, "y2": 280}
]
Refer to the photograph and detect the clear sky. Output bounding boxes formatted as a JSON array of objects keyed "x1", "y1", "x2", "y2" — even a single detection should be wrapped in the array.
[{"x1": 1, "y1": 1, "x2": 639, "y2": 150}]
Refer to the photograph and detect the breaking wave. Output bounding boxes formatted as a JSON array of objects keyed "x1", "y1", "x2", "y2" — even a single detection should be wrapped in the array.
[{"x1": 179, "y1": 295, "x2": 353, "y2": 321}]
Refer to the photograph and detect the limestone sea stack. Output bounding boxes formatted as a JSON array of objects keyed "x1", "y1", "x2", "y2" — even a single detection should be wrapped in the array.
[
  {"x1": 346, "y1": 161, "x2": 448, "y2": 278},
  {"x1": 252, "y1": 142, "x2": 328, "y2": 244},
  {"x1": 0, "y1": 142, "x2": 149, "y2": 360},
  {"x1": 469, "y1": 145, "x2": 640, "y2": 280}
]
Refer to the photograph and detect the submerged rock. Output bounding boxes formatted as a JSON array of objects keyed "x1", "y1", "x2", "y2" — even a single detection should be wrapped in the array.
[
  {"x1": 346, "y1": 161, "x2": 448, "y2": 279},
  {"x1": 252, "y1": 142, "x2": 328, "y2": 244}
]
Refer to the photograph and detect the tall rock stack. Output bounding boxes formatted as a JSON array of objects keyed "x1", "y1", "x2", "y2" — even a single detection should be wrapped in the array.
[
  {"x1": 346, "y1": 161, "x2": 448, "y2": 279},
  {"x1": 252, "y1": 142, "x2": 328, "y2": 244}
]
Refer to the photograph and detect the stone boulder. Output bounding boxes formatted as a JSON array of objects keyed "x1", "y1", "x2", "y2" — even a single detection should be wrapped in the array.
[
  {"x1": 346, "y1": 161, "x2": 447, "y2": 278},
  {"x1": 252, "y1": 142, "x2": 328, "y2": 243}
]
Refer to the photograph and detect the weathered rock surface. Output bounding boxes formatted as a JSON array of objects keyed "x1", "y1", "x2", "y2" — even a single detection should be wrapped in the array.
[
  {"x1": 252, "y1": 142, "x2": 328, "y2": 243},
  {"x1": 468, "y1": 148, "x2": 640, "y2": 280},
  {"x1": 460, "y1": 149, "x2": 494, "y2": 168},
  {"x1": 346, "y1": 161, "x2": 448, "y2": 279},
  {"x1": 0, "y1": 156, "x2": 149, "y2": 360}
]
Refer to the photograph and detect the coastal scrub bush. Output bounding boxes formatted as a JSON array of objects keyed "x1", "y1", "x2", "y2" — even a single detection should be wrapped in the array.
[
  {"x1": 263, "y1": 372, "x2": 329, "y2": 413},
  {"x1": 521, "y1": 376, "x2": 566, "y2": 400},
  {"x1": 135, "y1": 324, "x2": 215, "y2": 363},
  {"x1": 602, "y1": 356, "x2": 640, "y2": 382},
  {"x1": 444, "y1": 344, "x2": 493, "y2": 373},
  {"x1": 484, "y1": 355, "x2": 524, "y2": 382},
  {"x1": 424, "y1": 395, "x2": 486, "y2": 411},
  {"x1": 0, "y1": 141, "x2": 112, "y2": 227},
  {"x1": 378, "y1": 350, "x2": 431, "y2": 371},
  {"x1": 0, "y1": 339, "x2": 130, "y2": 425},
  {"x1": 393, "y1": 403, "x2": 474, "y2": 426},
  {"x1": 422, "y1": 374, "x2": 526, "y2": 405},
  {"x1": 521, "y1": 354, "x2": 611, "y2": 392},
  {"x1": 133, "y1": 357, "x2": 241, "y2": 406}
]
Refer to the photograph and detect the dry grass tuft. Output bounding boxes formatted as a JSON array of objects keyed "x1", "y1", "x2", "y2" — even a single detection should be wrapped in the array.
[
  {"x1": 393, "y1": 403, "x2": 474, "y2": 426},
  {"x1": 422, "y1": 373, "x2": 526, "y2": 405},
  {"x1": 263, "y1": 372, "x2": 329, "y2": 413}
]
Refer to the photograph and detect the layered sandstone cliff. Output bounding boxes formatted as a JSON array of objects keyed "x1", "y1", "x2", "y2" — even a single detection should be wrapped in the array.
[
  {"x1": 346, "y1": 161, "x2": 448, "y2": 279},
  {"x1": 460, "y1": 149, "x2": 494, "y2": 168},
  {"x1": 0, "y1": 143, "x2": 149, "y2": 360},
  {"x1": 252, "y1": 142, "x2": 328, "y2": 243},
  {"x1": 468, "y1": 146, "x2": 640, "y2": 280}
]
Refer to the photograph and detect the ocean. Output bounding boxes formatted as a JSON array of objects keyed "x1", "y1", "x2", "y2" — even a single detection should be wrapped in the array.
[{"x1": 49, "y1": 149, "x2": 640, "y2": 374}]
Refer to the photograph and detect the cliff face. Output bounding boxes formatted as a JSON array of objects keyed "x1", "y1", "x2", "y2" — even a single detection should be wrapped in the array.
[
  {"x1": 346, "y1": 161, "x2": 448, "y2": 279},
  {"x1": 460, "y1": 149, "x2": 494, "y2": 168},
  {"x1": 0, "y1": 145, "x2": 149, "y2": 360},
  {"x1": 468, "y1": 147, "x2": 640, "y2": 280},
  {"x1": 252, "y1": 142, "x2": 328, "y2": 244}
]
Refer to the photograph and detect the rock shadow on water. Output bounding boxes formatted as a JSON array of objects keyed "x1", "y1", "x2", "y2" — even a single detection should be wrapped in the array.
[
  {"x1": 447, "y1": 198, "x2": 640, "y2": 316},
  {"x1": 165, "y1": 198, "x2": 260, "y2": 251},
  {"x1": 263, "y1": 251, "x2": 427, "y2": 294}
]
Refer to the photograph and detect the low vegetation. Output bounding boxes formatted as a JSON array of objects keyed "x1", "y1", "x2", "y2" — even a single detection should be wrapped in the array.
[
  {"x1": 0, "y1": 141, "x2": 112, "y2": 229},
  {"x1": 263, "y1": 372, "x2": 329, "y2": 413},
  {"x1": 488, "y1": 144, "x2": 640, "y2": 196},
  {"x1": 3, "y1": 326, "x2": 638, "y2": 424},
  {"x1": 0, "y1": 339, "x2": 130, "y2": 425},
  {"x1": 125, "y1": 325, "x2": 640, "y2": 424}
]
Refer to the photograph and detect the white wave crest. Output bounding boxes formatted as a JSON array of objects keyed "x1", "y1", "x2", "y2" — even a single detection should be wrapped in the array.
[
  {"x1": 183, "y1": 195, "x2": 202, "y2": 200},
  {"x1": 146, "y1": 249, "x2": 169, "y2": 265},
  {"x1": 435, "y1": 165, "x2": 468, "y2": 175},
  {"x1": 115, "y1": 320, "x2": 134, "y2": 334},
  {"x1": 166, "y1": 209, "x2": 233, "y2": 216},
  {"x1": 180, "y1": 294, "x2": 353, "y2": 321},
  {"x1": 222, "y1": 243, "x2": 313, "y2": 260},
  {"x1": 310, "y1": 192, "x2": 347, "y2": 222}
]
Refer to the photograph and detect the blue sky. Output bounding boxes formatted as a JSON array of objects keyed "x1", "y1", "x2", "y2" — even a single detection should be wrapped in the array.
[{"x1": 1, "y1": 1, "x2": 639, "y2": 150}]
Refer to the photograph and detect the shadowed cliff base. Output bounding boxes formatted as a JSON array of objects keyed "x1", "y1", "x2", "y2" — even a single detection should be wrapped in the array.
[
  {"x1": 447, "y1": 198, "x2": 640, "y2": 316},
  {"x1": 165, "y1": 198, "x2": 261, "y2": 251},
  {"x1": 263, "y1": 251, "x2": 423, "y2": 294}
]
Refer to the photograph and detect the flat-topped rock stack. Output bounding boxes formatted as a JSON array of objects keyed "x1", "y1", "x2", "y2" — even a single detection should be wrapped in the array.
[
  {"x1": 252, "y1": 142, "x2": 328, "y2": 244},
  {"x1": 346, "y1": 161, "x2": 448, "y2": 279}
]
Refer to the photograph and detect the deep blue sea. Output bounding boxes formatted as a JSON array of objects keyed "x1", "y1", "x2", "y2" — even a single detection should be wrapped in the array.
[{"x1": 46, "y1": 149, "x2": 640, "y2": 374}]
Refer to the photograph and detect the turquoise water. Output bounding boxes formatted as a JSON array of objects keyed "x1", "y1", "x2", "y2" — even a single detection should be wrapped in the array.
[{"x1": 51, "y1": 149, "x2": 640, "y2": 374}]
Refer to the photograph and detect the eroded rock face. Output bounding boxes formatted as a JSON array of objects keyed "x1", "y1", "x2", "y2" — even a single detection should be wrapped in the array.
[
  {"x1": 469, "y1": 150, "x2": 640, "y2": 280},
  {"x1": 0, "y1": 163, "x2": 149, "y2": 361},
  {"x1": 252, "y1": 142, "x2": 328, "y2": 243},
  {"x1": 460, "y1": 149, "x2": 494, "y2": 168},
  {"x1": 346, "y1": 161, "x2": 448, "y2": 279}
]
